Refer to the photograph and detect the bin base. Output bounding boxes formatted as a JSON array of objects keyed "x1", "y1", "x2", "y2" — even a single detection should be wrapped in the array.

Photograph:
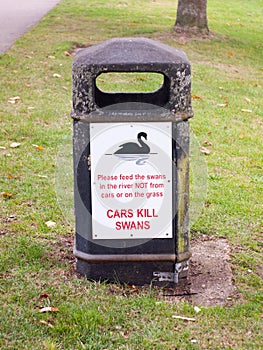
[{"x1": 76, "y1": 258, "x2": 188, "y2": 287}]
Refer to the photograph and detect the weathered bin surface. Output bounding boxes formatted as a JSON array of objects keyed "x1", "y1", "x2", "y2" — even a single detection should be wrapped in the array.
[{"x1": 72, "y1": 38, "x2": 193, "y2": 285}]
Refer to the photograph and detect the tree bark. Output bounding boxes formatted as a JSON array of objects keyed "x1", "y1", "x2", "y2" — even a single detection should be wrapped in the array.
[{"x1": 174, "y1": 0, "x2": 209, "y2": 34}]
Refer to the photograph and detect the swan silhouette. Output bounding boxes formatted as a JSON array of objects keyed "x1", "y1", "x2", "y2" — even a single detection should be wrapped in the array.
[{"x1": 114, "y1": 132, "x2": 150, "y2": 155}]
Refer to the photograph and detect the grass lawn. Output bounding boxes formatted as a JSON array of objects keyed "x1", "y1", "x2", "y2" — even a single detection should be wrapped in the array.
[{"x1": 0, "y1": 0, "x2": 262, "y2": 349}]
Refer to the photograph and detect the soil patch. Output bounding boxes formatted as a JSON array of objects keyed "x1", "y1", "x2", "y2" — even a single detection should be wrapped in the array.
[
  {"x1": 57, "y1": 235, "x2": 237, "y2": 307},
  {"x1": 163, "y1": 237, "x2": 237, "y2": 307},
  {"x1": 185, "y1": 237, "x2": 237, "y2": 306}
]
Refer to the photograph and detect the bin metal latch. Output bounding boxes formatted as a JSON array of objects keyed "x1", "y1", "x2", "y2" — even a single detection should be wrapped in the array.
[{"x1": 153, "y1": 261, "x2": 189, "y2": 283}]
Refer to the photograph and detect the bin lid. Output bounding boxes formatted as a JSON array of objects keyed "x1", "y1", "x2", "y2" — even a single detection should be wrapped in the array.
[
  {"x1": 72, "y1": 38, "x2": 193, "y2": 121},
  {"x1": 73, "y1": 37, "x2": 189, "y2": 68}
]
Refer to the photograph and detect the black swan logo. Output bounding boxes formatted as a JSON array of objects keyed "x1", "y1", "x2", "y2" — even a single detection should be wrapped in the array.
[{"x1": 114, "y1": 132, "x2": 150, "y2": 155}]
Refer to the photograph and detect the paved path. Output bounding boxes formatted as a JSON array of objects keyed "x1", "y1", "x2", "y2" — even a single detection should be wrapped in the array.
[{"x1": 0, "y1": 0, "x2": 61, "y2": 53}]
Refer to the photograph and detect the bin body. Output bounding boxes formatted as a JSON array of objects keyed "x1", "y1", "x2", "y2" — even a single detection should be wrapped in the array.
[{"x1": 72, "y1": 38, "x2": 193, "y2": 285}]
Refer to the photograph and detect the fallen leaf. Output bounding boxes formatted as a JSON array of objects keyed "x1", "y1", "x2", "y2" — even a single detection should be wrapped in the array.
[
  {"x1": 48, "y1": 55, "x2": 55, "y2": 59},
  {"x1": 45, "y1": 221, "x2": 56, "y2": 228},
  {"x1": 241, "y1": 109, "x2": 252, "y2": 113},
  {"x1": 194, "y1": 306, "x2": 201, "y2": 313},
  {"x1": 7, "y1": 174, "x2": 13, "y2": 179},
  {"x1": 39, "y1": 306, "x2": 59, "y2": 313},
  {"x1": 244, "y1": 97, "x2": 251, "y2": 103},
  {"x1": 216, "y1": 103, "x2": 228, "y2": 107},
  {"x1": 227, "y1": 51, "x2": 233, "y2": 58},
  {"x1": 53, "y1": 73, "x2": 62, "y2": 78},
  {"x1": 39, "y1": 293, "x2": 52, "y2": 299},
  {"x1": 64, "y1": 51, "x2": 72, "y2": 57},
  {"x1": 32, "y1": 144, "x2": 44, "y2": 151},
  {"x1": 200, "y1": 147, "x2": 211, "y2": 155},
  {"x1": 21, "y1": 201, "x2": 33, "y2": 207},
  {"x1": 27, "y1": 106, "x2": 35, "y2": 110},
  {"x1": 10, "y1": 142, "x2": 21, "y2": 148},
  {"x1": 1, "y1": 192, "x2": 14, "y2": 198},
  {"x1": 8, "y1": 96, "x2": 21, "y2": 104},
  {"x1": 128, "y1": 285, "x2": 139, "y2": 293},
  {"x1": 192, "y1": 94, "x2": 203, "y2": 100},
  {"x1": 172, "y1": 315, "x2": 196, "y2": 322},
  {"x1": 40, "y1": 320, "x2": 54, "y2": 328},
  {"x1": 136, "y1": 77, "x2": 147, "y2": 81},
  {"x1": 202, "y1": 141, "x2": 212, "y2": 146},
  {"x1": 120, "y1": 331, "x2": 129, "y2": 339}
]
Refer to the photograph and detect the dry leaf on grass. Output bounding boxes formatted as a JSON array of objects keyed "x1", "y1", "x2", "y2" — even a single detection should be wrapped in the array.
[
  {"x1": 241, "y1": 109, "x2": 252, "y2": 113},
  {"x1": 21, "y1": 201, "x2": 33, "y2": 207},
  {"x1": 120, "y1": 331, "x2": 129, "y2": 339},
  {"x1": 8, "y1": 96, "x2": 21, "y2": 104},
  {"x1": 192, "y1": 94, "x2": 203, "y2": 100},
  {"x1": 45, "y1": 221, "x2": 56, "y2": 228},
  {"x1": 53, "y1": 73, "x2": 62, "y2": 78},
  {"x1": 216, "y1": 103, "x2": 228, "y2": 107},
  {"x1": 1, "y1": 192, "x2": 14, "y2": 199},
  {"x1": 40, "y1": 320, "x2": 54, "y2": 328},
  {"x1": 202, "y1": 141, "x2": 212, "y2": 146},
  {"x1": 10, "y1": 142, "x2": 21, "y2": 148},
  {"x1": 39, "y1": 293, "x2": 52, "y2": 299},
  {"x1": 32, "y1": 144, "x2": 44, "y2": 151},
  {"x1": 194, "y1": 306, "x2": 201, "y2": 313},
  {"x1": 39, "y1": 306, "x2": 59, "y2": 313},
  {"x1": 172, "y1": 315, "x2": 196, "y2": 322},
  {"x1": 200, "y1": 147, "x2": 211, "y2": 155}
]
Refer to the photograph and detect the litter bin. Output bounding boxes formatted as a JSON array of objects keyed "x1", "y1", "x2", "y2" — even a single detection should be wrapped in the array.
[{"x1": 72, "y1": 38, "x2": 193, "y2": 285}]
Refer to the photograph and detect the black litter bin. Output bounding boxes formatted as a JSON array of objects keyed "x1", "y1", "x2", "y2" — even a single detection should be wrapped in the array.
[{"x1": 72, "y1": 38, "x2": 193, "y2": 285}]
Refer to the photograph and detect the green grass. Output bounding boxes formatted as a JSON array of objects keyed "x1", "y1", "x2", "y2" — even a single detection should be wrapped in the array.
[{"x1": 1, "y1": 0, "x2": 263, "y2": 349}]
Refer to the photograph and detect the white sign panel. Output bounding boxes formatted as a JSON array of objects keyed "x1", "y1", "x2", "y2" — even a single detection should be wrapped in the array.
[{"x1": 90, "y1": 122, "x2": 173, "y2": 239}]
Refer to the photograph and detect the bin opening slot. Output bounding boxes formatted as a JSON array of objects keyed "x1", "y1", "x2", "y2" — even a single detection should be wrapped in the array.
[{"x1": 95, "y1": 72, "x2": 170, "y2": 108}]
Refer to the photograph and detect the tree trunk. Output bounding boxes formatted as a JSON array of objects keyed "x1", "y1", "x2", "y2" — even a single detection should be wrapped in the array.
[{"x1": 174, "y1": 0, "x2": 209, "y2": 34}]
